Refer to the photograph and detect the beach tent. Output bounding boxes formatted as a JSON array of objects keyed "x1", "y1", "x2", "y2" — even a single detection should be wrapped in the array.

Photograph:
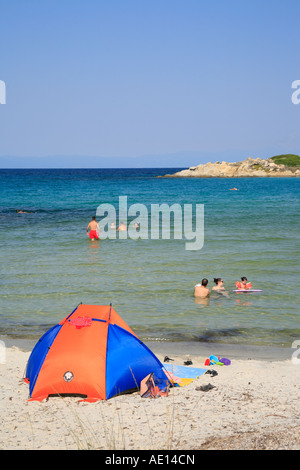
[{"x1": 24, "y1": 303, "x2": 170, "y2": 402}]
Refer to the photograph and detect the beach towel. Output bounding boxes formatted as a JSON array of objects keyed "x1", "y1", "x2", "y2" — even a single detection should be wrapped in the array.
[{"x1": 163, "y1": 364, "x2": 207, "y2": 387}]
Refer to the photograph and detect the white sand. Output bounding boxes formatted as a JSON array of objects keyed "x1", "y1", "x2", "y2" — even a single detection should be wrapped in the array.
[{"x1": 0, "y1": 346, "x2": 299, "y2": 450}]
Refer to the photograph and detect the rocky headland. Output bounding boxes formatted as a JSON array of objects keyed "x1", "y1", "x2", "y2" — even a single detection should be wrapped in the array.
[{"x1": 161, "y1": 156, "x2": 300, "y2": 178}]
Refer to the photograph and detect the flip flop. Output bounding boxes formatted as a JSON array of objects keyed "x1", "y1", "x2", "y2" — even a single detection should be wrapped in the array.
[
  {"x1": 205, "y1": 369, "x2": 218, "y2": 377},
  {"x1": 164, "y1": 356, "x2": 174, "y2": 363},
  {"x1": 195, "y1": 383, "x2": 216, "y2": 392},
  {"x1": 184, "y1": 360, "x2": 193, "y2": 366}
]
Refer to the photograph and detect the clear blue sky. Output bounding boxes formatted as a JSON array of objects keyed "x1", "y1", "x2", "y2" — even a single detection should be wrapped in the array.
[{"x1": 0, "y1": 0, "x2": 300, "y2": 167}]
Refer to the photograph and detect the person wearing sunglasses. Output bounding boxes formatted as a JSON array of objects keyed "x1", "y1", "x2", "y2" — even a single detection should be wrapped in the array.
[{"x1": 212, "y1": 278, "x2": 225, "y2": 291}]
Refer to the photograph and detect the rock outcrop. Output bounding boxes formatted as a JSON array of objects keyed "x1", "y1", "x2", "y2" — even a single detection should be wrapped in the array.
[{"x1": 162, "y1": 157, "x2": 300, "y2": 178}]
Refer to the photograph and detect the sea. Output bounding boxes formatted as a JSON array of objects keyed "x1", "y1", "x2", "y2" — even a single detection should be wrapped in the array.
[{"x1": 0, "y1": 168, "x2": 299, "y2": 357}]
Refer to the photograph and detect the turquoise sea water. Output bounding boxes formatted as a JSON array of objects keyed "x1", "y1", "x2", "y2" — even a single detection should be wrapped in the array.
[{"x1": 0, "y1": 169, "x2": 299, "y2": 348}]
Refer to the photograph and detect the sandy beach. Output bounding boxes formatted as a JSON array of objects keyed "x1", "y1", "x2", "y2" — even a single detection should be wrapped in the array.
[{"x1": 1, "y1": 343, "x2": 299, "y2": 451}]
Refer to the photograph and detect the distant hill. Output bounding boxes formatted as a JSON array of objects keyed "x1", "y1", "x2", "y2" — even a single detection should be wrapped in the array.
[{"x1": 271, "y1": 154, "x2": 300, "y2": 167}]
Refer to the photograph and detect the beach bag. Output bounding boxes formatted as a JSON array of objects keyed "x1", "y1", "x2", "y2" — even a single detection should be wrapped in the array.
[{"x1": 140, "y1": 372, "x2": 170, "y2": 398}]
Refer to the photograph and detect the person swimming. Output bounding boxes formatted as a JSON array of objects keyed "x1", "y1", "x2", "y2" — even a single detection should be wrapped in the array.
[
  {"x1": 212, "y1": 278, "x2": 225, "y2": 291},
  {"x1": 16, "y1": 210, "x2": 34, "y2": 214},
  {"x1": 194, "y1": 278, "x2": 210, "y2": 298},
  {"x1": 235, "y1": 276, "x2": 252, "y2": 290},
  {"x1": 117, "y1": 222, "x2": 127, "y2": 231}
]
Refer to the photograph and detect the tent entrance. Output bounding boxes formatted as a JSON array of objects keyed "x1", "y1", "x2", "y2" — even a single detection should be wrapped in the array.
[{"x1": 48, "y1": 393, "x2": 88, "y2": 399}]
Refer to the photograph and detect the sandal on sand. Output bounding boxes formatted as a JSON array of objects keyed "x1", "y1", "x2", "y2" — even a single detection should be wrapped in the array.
[
  {"x1": 164, "y1": 356, "x2": 174, "y2": 363},
  {"x1": 195, "y1": 383, "x2": 216, "y2": 392},
  {"x1": 184, "y1": 360, "x2": 193, "y2": 365},
  {"x1": 205, "y1": 369, "x2": 218, "y2": 377}
]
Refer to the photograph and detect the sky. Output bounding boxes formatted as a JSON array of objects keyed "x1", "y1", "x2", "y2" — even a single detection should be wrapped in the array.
[{"x1": 0, "y1": 0, "x2": 300, "y2": 168}]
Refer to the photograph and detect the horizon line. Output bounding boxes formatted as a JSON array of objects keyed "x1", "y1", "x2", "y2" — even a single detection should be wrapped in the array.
[{"x1": 0, "y1": 166, "x2": 186, "y2": 170}]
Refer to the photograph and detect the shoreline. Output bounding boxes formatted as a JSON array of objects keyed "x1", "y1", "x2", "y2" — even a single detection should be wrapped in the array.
[
  {"x1": 1, "y1": 336, "x2": 293, "y2": 362},
  {"x1": 0, "y1": 343, "x2": 299, "y2": 450},
  {"x1": 147, "y1": 340, "x2": 294, "y2": 362}
]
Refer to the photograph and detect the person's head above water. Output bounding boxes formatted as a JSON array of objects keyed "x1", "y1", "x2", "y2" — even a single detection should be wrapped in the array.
[
  {"x1": 201, "y1": 278, "x2": 208, "y2": 286},
  {"x1": 241, "y1": 276, "x2": 248, "y2": 282},
  {"x1": 214, "y1": 278, "x2": 223, "y2": 285}
]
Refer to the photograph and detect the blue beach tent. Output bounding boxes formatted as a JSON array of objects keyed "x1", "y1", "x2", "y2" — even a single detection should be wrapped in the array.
[{"x1": 24, "y1": 303, "x2": 170, "y2": 402}]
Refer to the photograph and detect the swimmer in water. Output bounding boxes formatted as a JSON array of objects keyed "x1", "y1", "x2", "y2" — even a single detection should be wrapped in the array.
[
  {"x1": 117, "y1": 222, "x2": 127, "y2": 231},
  {"x1": 87, "y1": 216, "x2": 102, "y2": 241},
  {"x1": 212, "y1": 278, "x2": 225, "y2": 291},
  {"x1": 194, "y1": 278, "x2": 210, "y2": 298},
  {"x1": 235, "y1": 276, "x2": 252, "y2": 290}
]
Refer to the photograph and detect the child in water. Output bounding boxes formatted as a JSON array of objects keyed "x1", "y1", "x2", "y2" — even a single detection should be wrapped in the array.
[{"x1": 235, "y1": 277, "x2": 252, "y2": 290}]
